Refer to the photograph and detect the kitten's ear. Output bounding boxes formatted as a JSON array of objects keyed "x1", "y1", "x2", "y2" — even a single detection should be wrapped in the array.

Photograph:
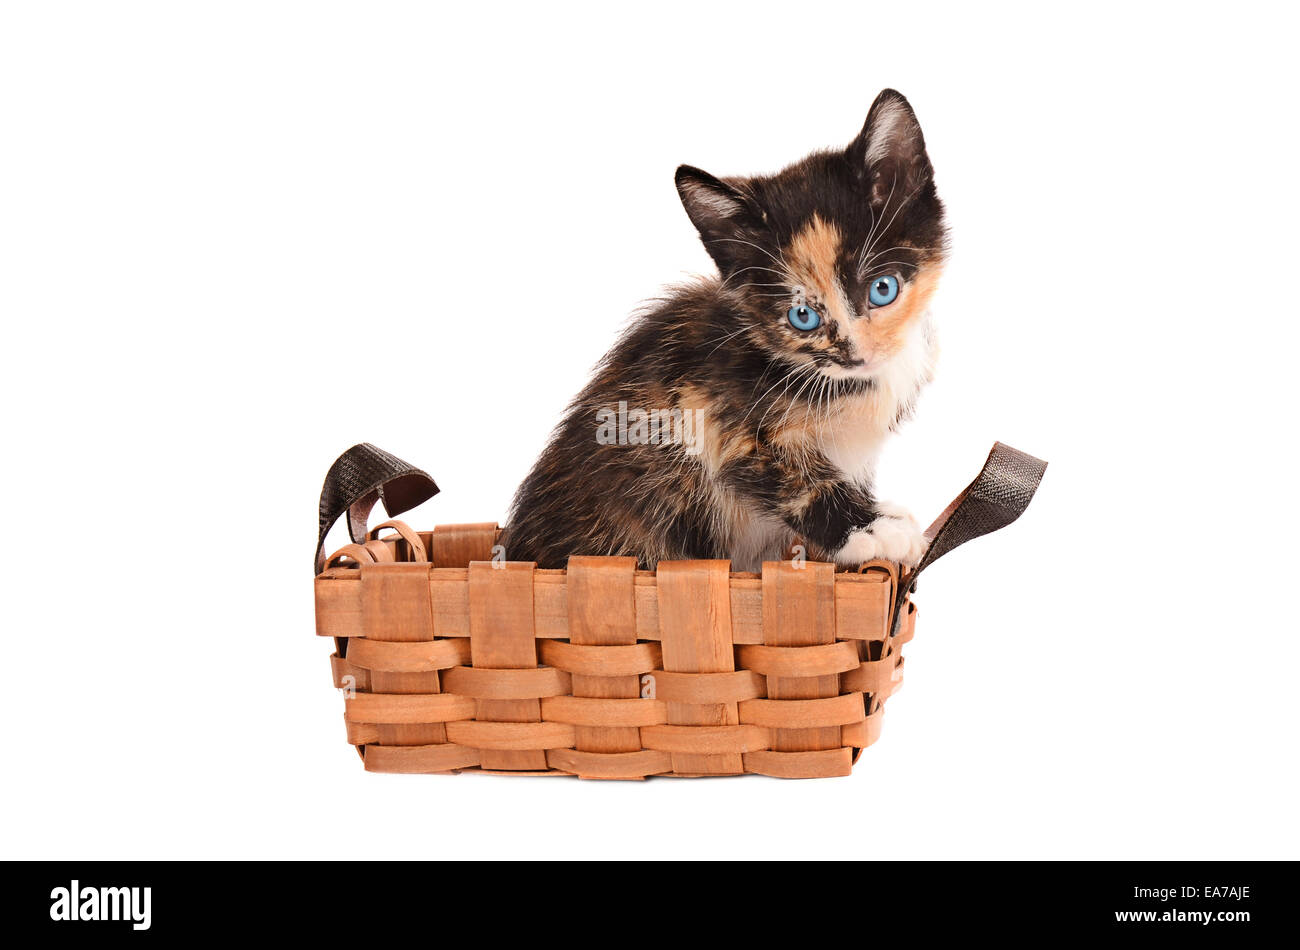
[
  {"x1": 675, "y1": 164, "x2": 768, "y2": 272},
  {"x1": 848, "y1": 89, "x2": 933, "y2": 205}
]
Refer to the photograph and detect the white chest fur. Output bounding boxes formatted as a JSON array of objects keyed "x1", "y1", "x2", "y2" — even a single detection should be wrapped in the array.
[{"x1": 819, "y1": 313, "x2": 937, "y2": 487}]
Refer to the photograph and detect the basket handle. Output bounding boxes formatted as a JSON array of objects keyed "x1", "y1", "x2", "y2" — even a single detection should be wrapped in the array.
[
  {"x1": 891, "y1": 441, "x2": 1047, "y2": 635},
  {"x1": 315, "y1": 443, "x2": 439, "y2": 574}
]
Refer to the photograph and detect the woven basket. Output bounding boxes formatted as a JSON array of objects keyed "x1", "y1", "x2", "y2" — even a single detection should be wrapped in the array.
[{"x1": 313, "y1": 442, "x2": 1044, "y2": 779}]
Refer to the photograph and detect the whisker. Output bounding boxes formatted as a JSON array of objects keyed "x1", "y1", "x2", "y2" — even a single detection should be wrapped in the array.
[
  {"x1": 731, "y1": 290, "x2": 801, "y2": 299},
  {"x1": 711, "y1": 238, "x2": 791, "y2": 270},
  {"x1": 860, "y1": 179, "x2": 928, "y2": 268},
  {"x1": 859, "y1": 261, "x2": 916, "y2": 278},
  {"x1": 723, "y1": 265, "x2": 790, "y2": 281},
  {"x1": 774, "y1": 367, "x2": 823, "y2": 434},
  {"x1": 858, "y1": 171, "x2": 898, "y2": 269},
  {"x1": 751, "y1": 362, "x2": 818, "y2": 436},
  {"x1": 742, "y1": 361, "x2": 811, "y2": 427},
  {"x1": 701, "y1": 324, "x2": 753, "y2": 359},
  {"x1": 857, "y1": 246, "x2": 920, "y2": 276},
  {"x1": 718, "y1": 263, "x2": 792, "y2": 294}
]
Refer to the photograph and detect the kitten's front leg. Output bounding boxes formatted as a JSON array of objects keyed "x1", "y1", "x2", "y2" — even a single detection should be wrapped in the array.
[
  {"x1": 835, "y1": 501, "x2": 927, "y2": 568},
  {"x1": 721, "y1": 454, "x2": 926, "y2": 568}
]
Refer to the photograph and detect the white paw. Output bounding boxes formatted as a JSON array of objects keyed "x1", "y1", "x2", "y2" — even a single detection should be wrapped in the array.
[
  {"x1": 874, "y1": 500, "x2": 917, "y2": 524},
  {"x1": 835, "y1": 507, "x2": 926, "y2": 568}
]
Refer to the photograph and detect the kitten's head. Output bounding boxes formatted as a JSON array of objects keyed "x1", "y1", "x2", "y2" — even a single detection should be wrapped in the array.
[{"x1": 676, "y1": 89, "x2": 947, "y2": 382}]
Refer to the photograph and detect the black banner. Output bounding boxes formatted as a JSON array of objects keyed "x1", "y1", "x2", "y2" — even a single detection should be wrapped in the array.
[{"x1": 10, "y1": 860, "x2": 1287, "y2": 939}]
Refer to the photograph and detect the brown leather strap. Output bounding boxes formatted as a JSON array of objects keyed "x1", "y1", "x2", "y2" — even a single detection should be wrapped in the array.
[
  {"x1": 315, "y1": 443, "x2": 438, "y2": 574},
  {"x1": 892, "y1": 441, "x2": 1047, "y2": 634}
]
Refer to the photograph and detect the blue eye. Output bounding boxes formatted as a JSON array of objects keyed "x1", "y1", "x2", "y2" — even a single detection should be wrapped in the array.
[
  {"x1": 787, "y1": 304, "x2": 821, "y2": 331},
  {"x1": 868, "y1": 275, "x2": 900, "y2": 307}
]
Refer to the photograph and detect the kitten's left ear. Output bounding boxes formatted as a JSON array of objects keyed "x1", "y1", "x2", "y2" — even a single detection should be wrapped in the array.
[
  {"x1": 848, "y1": 89, "x2": 934, "y2": 205},
  {"x1": 675, "y1": 165, "x2": 769, "y2": 274}
]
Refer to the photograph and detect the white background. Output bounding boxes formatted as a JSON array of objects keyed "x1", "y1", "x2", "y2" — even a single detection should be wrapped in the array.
[{"x1": 3, "y1": 2, "x2": 1297, "y2": 860}]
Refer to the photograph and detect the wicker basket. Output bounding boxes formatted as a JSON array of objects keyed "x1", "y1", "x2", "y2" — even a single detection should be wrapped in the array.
[{"x1": 312, "y1": 442, "x2": 1044, "y2": 779}]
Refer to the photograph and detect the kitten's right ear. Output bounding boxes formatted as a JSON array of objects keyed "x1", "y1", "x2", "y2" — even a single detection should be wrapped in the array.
[
  {"x1": 848, "y1": 89, "x2": 934, "y2": 206},
  {"x1": 675, "y1": 165, "x2": 768, "y2": 273}
]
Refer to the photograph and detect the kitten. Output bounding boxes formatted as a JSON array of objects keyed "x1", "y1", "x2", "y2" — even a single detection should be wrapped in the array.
[{"x1": 500, "y1": 89, "x2": 947, "y2": 572}]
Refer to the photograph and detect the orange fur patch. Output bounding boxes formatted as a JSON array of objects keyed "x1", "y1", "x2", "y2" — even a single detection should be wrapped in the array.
[
  {"x1": 787, "y1": 215, "x2": 853, "y2": 337},
  {"x1": 787, "y1": 215, "x2": 842, "y2": 294},
  {"x1": 679, "y1": 383, "x2": 754, "y2": 474},
  {"x1": 853, "y1": 264, "x2": 943, "y2": 360}
]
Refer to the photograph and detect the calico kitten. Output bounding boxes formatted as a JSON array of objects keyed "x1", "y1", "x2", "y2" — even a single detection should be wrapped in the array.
[{"x1": 501, "y1": 89, "x2": 947, "y2": 572}]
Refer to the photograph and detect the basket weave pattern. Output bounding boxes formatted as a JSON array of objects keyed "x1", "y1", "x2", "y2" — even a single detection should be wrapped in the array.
[{"x1": 315, "y1": 521, "x2": 915, "y2": 779}]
